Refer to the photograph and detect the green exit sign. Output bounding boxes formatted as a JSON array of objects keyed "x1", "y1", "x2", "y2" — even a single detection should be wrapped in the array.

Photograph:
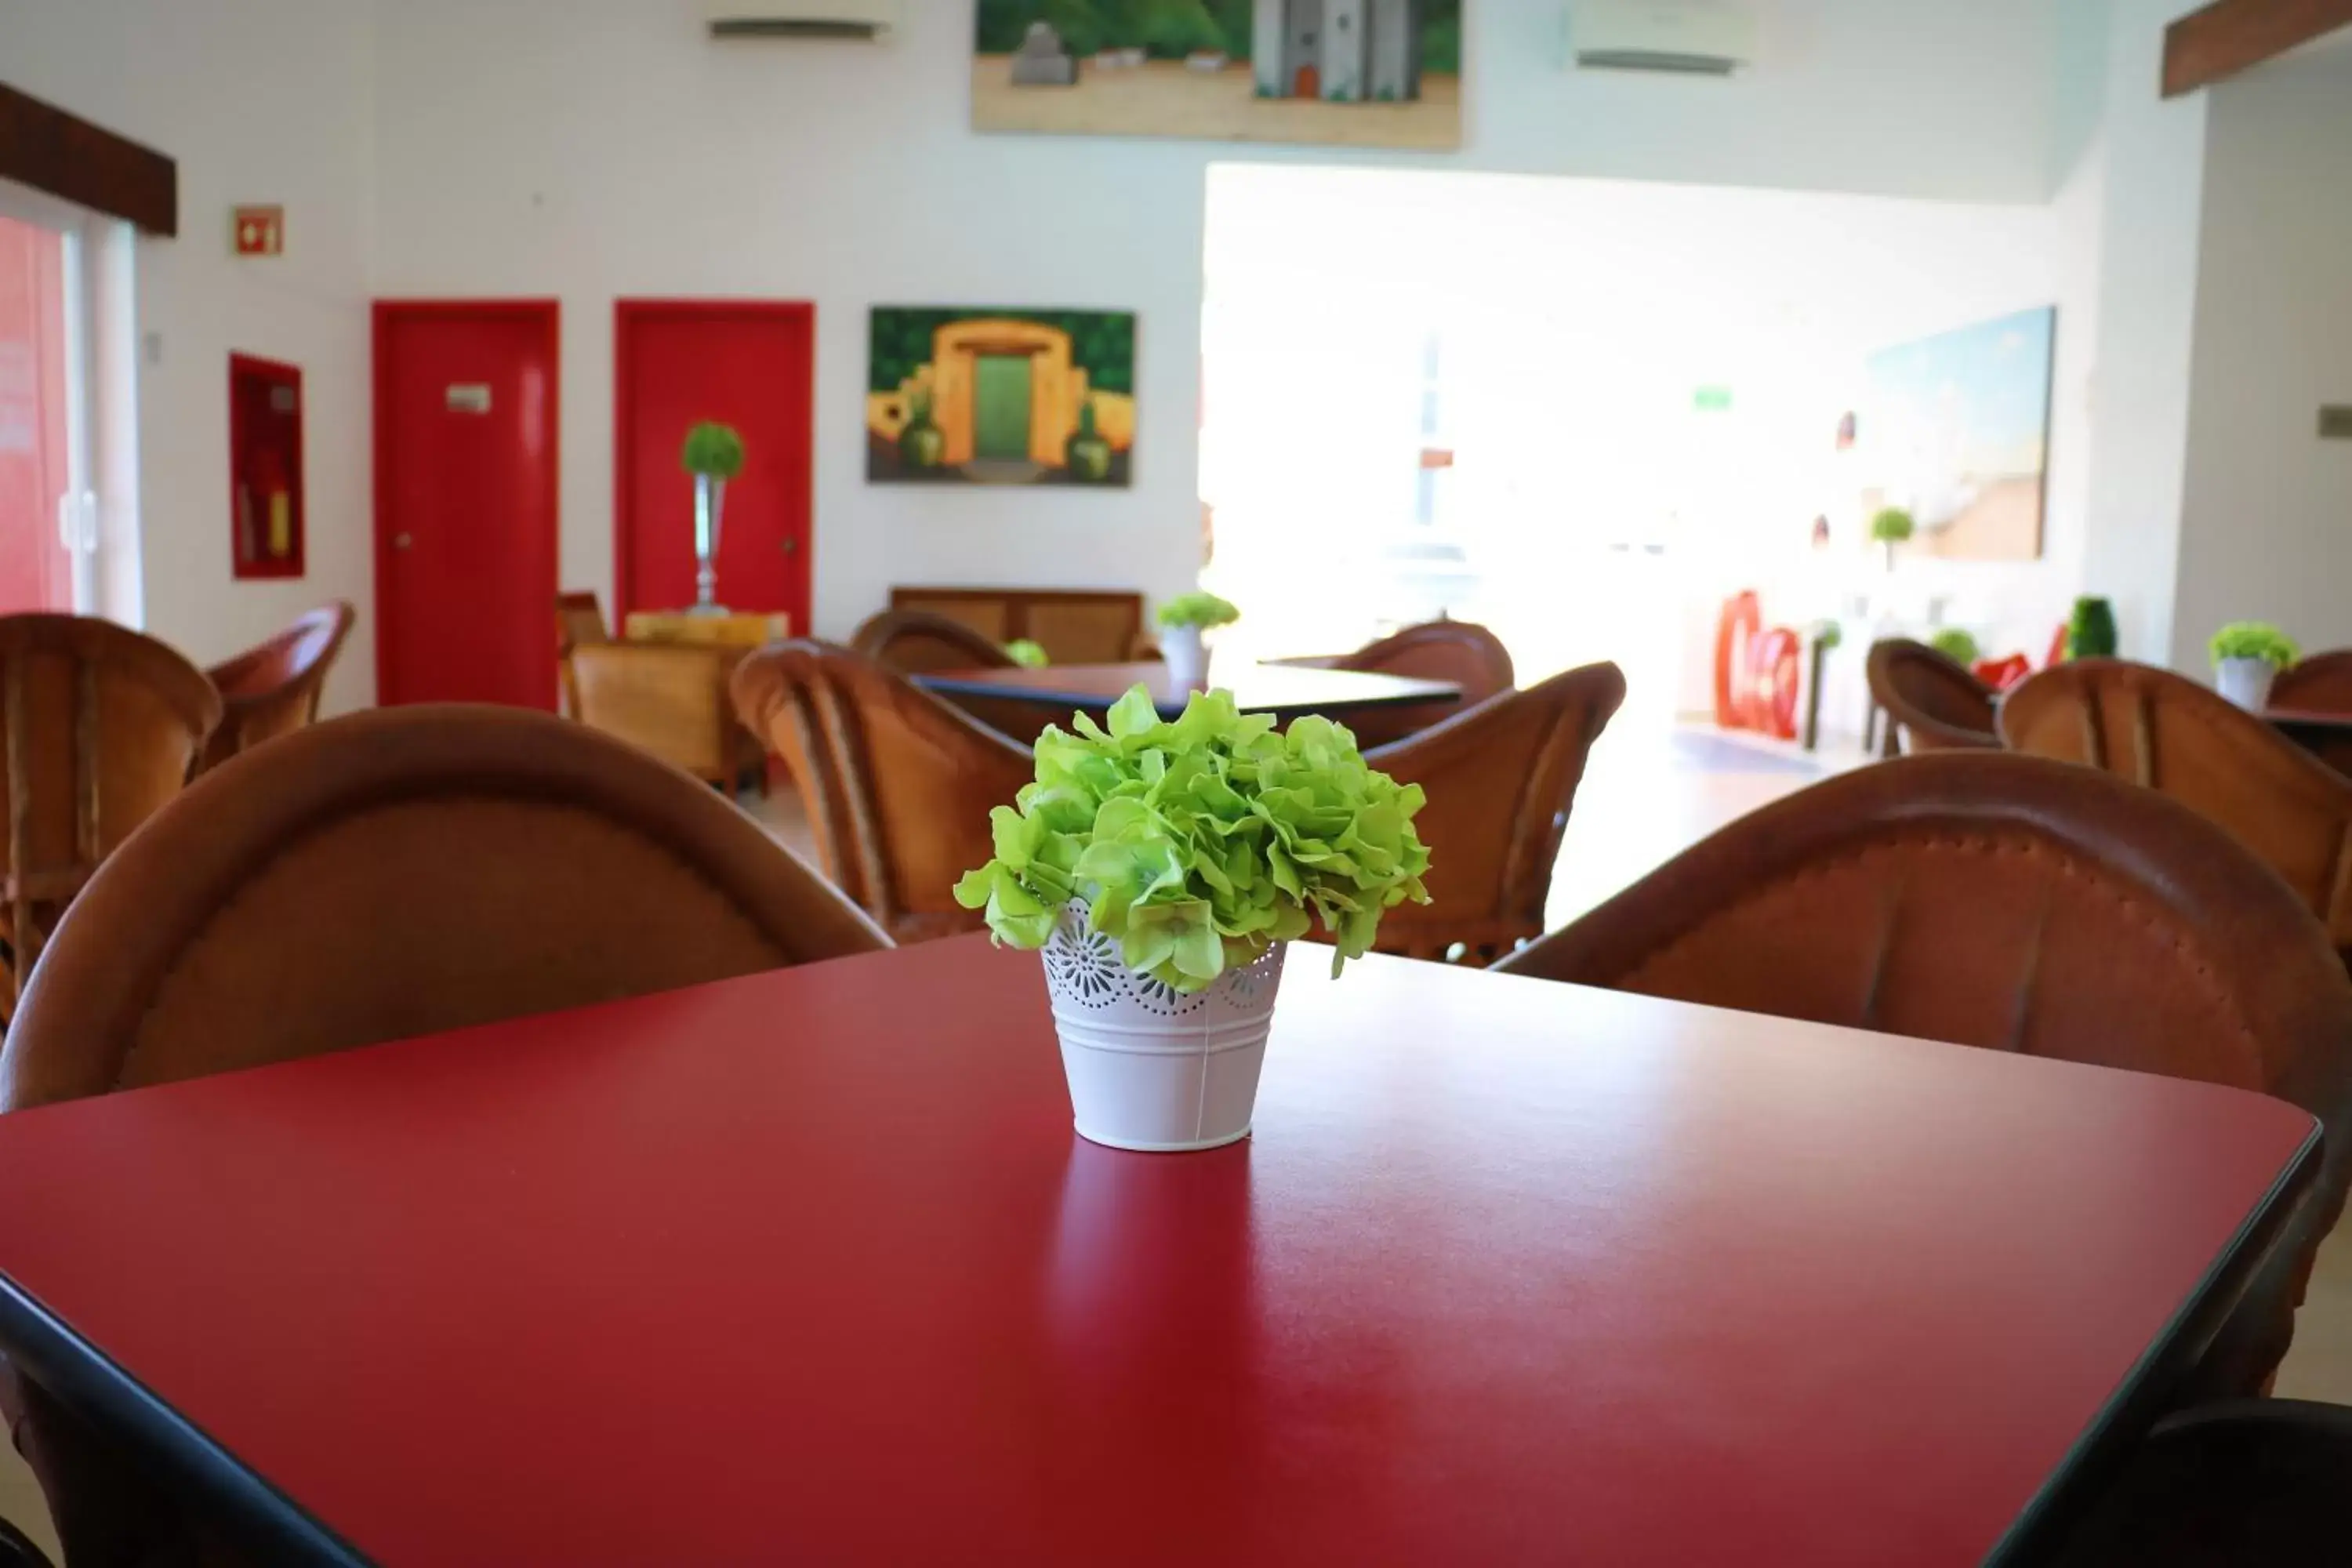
[{"x1": 1693, "y1": 387, "x2": 1734, "y2": 412}]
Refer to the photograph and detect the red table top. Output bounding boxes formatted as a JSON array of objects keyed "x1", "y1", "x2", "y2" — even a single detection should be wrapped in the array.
[
  {"x1": 914, "y1": 659, "x2": 1460, "y2": 720},
  {"x1": 0, "y1": 939, "x2": 2315, "y2": 1567}
]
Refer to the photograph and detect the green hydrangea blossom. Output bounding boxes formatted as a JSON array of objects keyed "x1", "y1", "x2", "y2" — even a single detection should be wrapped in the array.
[
  {"x1": 953, "y1": 685, "x2": 1432, "y2": 992},
  {"x1": 1156, "y1": 591, "x2": 1241, "y2": 630}
]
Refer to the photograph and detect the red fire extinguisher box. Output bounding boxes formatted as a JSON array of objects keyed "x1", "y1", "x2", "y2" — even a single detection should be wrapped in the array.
[{"x1": 229, "y1": 353, "x2": 304, "y2": 579}]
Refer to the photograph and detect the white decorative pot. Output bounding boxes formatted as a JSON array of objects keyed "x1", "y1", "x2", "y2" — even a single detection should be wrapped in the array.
[
  {"x1": 1162, "y1": 623, "x2": 1208, "y2": 690},
  {"x1": 2216, "y1": 657, "x2": 2278, "y2": 712},
  {"x1": 1040, "y1": 903, "x2": 1284, "y2": 1152}
]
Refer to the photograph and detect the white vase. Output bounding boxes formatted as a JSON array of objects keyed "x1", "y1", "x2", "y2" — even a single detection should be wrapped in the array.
[
  {"x1": 1040, "y1": 902, "x2": 1284, "y2": 1152},
  {"x1": 691, "y1": 474, "x2": 728, "y2": 613},
  {"x1": 1163, "y1": 623, "x2": 1207, "y2": 689},
  {"x1": 2216, "y1": 657, "x2": 2277, "y2": 712}
]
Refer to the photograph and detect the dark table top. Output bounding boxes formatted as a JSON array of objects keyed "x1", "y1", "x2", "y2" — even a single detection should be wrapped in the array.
[
  {"x1": 914, "y1": 660, "x2": 1461, "y2": 720},
  {"x1": 0, "y1": 940, "x2": 2316, "y2": 1567}
]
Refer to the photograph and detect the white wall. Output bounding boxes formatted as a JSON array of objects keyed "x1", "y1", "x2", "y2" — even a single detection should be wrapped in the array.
[
  {"x1": 2170, "y1": 48, "x2": 2352, "y2": 668},
  {"x1": 367, "y1": 0, "x2": 2069, "y2": 642},
  {"x1": 2074, "y1": 0, "x2": 2210, "y2": 666},
  {"x1": 0, "y1": 0, "x2": 379, "y2": 706}
]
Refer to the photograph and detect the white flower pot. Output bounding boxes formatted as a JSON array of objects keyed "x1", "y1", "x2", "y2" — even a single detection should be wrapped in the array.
[
  {"x1": 2216, "y1": 657, "x2": 2278, "y2": 712},
  {"x1": 1162, "y1": 623, "x2": 1208, "y2": 690},
  {"x1": 1040, "y1": 903, "x2": 1284, "y2": 1152}
]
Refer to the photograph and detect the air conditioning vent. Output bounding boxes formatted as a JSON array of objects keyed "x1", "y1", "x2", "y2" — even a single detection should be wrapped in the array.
[
  {"x1": 701, "y1": 0, "x2": 898, "y2": 42},
  {"x1": 1569, "y1": 1, "x2": 1755, "y2": 77}
]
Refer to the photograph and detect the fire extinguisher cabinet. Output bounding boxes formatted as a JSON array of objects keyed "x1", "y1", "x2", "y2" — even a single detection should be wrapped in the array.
[{"x1": 229, "y1": 353, "x2": 305, "y2": 579}]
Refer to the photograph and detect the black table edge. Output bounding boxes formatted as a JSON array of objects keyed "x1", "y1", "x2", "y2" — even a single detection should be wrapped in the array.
[
  {"x1": 1984, "y1": 1116, "x2": 2325, "y2": 1565},
  {"x1": 0, "y1": 1272, "x2": 370, "y2": 1568},
  {"x1": 912, "y1": 670, "x2": 1462, "y2": 718}
]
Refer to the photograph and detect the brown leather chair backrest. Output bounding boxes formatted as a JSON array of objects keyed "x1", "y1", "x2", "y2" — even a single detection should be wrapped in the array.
[
  {"x1": 1866, "y1": 637, "x2": 1998, "y2": 753},
  {"x1": 0, "y1": 615, "x2": 220, "y2": 1014},
  {"x1": 1494, "y1": 750, "x2": 2352, "y2": 1399},
  {"x1": 555, "y1": 590, "x2": 611, "y2": 717},
  {"x1": 850, "y1": 608, "x2": 1014, "y2": 675},
  {"x1": 1, "y1": 704, "x2": 885, "y2": 1111},
  {"x1": 1319, "y1": 620, "x2": 1515, "y2": 750},
  {"x1": 2000, "y1": 659, "x2": 2352, "y2": 949},
  {"x1": 2273, "y1": 650, "x2": 2352, "y2": 716},
  {"x1": 569, "y1": 641, "x2": 740, "y2": 786},
  {"x1": 732, "y1": 641, "x2": 1036, "y2": 945},
  {"x1": 1359, "y1": 661, "x2": 1626, "y2": 966},
  {"x1": 887, "y1": 586, "x2": 1144, "y2": 664},
  {"x1": 198, "y1": 601, "x2": 355, "y2": 772}
]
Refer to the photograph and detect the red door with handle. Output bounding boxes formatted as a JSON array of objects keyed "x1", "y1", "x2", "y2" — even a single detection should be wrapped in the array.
[
  {"x1": 373, "y1": 301, "x2": 560, "y2": 707},
  {"x1": 614, "y1": 301, "x2": 812, "y2": 630}
]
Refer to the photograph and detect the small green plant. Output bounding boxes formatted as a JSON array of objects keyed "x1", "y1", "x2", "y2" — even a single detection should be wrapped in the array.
[
  {"x1": 680, "y1": 421, "x2": 746, "y2": 480},
  {"x1": 1867, "y1": 507, "x2": 1916, "y2": 545},
  {"x1": 1929, "y1": 628, "x2": 1980, "y2": 666},
  {"x1": 1156, "y1": 591, "x2": 1240, "y2": 631},
  {"x1": 2067, "y1": 596, "x2": 2118, "y2": 660},
  {"x1": 1004, "y1": 638, "x2": 1049, "y2": 669},
  {"x1": 2209, "y1": 621, "x2": 2299, "y2": 669},
  {"x1": 1812, "y1": 620, "x2": 1843, "y2": 651},
  {"x1": 953, "y1": 687, "x2": 1432, "y2": 992}
]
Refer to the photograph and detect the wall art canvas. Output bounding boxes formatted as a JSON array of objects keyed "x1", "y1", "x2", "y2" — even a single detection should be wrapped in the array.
[
  {"x1": 974, "y1": 2, "x2": 1462, "y2": 152},
  {"x1": 1860, "y1": 305, "x2": 2056, "y2": 562},
  {"x1": 868, "y1": 307, "x2": 1136, "y2": 486}
]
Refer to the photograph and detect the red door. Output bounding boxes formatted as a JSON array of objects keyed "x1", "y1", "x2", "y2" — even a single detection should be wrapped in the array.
[
  {"x1": 0, "y1": 214, "x2": 74, "y2": 613},
  {"x1": 614, "y1": 301, "x2": 812, "y2": 630},
  {"x1": 373, "y1": 301, "x2": 560, "y2": 707}
]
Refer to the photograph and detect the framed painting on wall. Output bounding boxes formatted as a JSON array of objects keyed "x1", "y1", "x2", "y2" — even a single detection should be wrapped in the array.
[
  {"x1": 867, "y1": 307, "x2": 1136, "y2": 487},
  {"x1": 1858, "y1": 305, "x2": 2056, "y2": 563},
  {"x1": 973, "y1": 2, "x2": 1463, "y2": 152}
]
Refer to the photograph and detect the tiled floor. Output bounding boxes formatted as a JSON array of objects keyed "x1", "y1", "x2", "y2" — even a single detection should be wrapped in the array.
[{"x1": 0, "y1": 721, "x2": 2340, "y2": 1555}]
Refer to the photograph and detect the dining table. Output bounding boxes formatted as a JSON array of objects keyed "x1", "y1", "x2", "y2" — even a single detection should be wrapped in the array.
[
  {"x1": 2266, "y1": 706, "x2": 2352, "y2": 776},
  {"x1": 0, "y1": 939, "x2": 2316, "y2": 1566},
  {"x1": 912, "y1": 659, "x2": 1461, "y2": 728}
]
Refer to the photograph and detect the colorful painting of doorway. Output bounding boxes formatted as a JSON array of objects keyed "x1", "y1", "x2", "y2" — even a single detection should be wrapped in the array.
[{"x1": 867, "y1": 307, "x2": 1136, "y2": 487}]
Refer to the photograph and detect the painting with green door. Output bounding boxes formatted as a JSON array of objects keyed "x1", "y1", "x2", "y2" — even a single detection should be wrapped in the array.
[{"x1": 867, "y1": 307, "x2": 1137, "y2": 486}]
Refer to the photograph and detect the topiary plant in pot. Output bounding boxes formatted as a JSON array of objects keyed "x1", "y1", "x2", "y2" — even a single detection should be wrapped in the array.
[
  {"x1": 1868, "y1": 507, "x2": 1915, "y2": 572},
  {"x1": 1929, "y1": 628, "x2": 1980, "y2": 666},
  {"x1": 680, "y1": 422, "x2": 746, "y2": 611},
  {"x1": 2209, "y1": 622, "x2": 2298, "y2": 711},
  {"x1": 2067, "y1": 596, "x2": 2118, "y2": 661},
  {"x1": 954, "y1": 686, "x2": 1432, "y2": 1151},
  {"x1": 1155, "y1": 590, "x2": 1240, "y2": 688},
  {"x1": 1004, "y1": 638, "x2": 1049, "y2": 669}
]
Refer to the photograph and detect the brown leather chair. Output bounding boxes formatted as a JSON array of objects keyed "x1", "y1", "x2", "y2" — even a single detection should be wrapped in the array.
[
  {"x1": 1999, "y1": 659, "x2": 2352, "y2": 953},
  {"x1": 554, "y1": 590, "x2": 611, "y2": 719},
  {"x1": 1279, "y1": 619, "x2": 1515, "y2": 750},
  {"x1": 197, "y1": 601, "x2": 354, "y2": 772},
  {"x1": 850, "y1": 609, "x2": 1045, "y2": 744},
  {"x1": 851, "y1": 608, "x2": 1015, "y2": 675},
  {"x1": 569, "y1": 640, "x2": 766, "y2": 795},
  {"x1": 887, "y1": 586, "x2": 1144, "y2": 664},
  {"x1": 0, "y1": 615, "x2": 220, "y2": 1021},
  {"x1": 732, "y1": 641, "x2": 1034, "y2": 944},
  {"x1": 1356, "y1": 662, "x2": 1626, "y2": 966},
  {"x1": 0, "y1": 702, "x2": 884, "y2": 1566},
  {"x1": 2272, "y1": 650, "x2": 2352, "y2": 715},
  {"x1": 1865, "y1": 637, "x2": 1999, "y2": 754},
  {"x1": 1494, "y1": 750, "x2": 2352, "y2": 1403}
]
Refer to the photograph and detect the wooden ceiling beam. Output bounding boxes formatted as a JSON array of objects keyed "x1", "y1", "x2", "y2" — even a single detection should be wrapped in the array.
[
  {"x1": 0, "y1": 81, "x2": 177, "y2": 237},
  {"x1": 2163, "y1": 0, "x2": 2352, "y2": 97}
]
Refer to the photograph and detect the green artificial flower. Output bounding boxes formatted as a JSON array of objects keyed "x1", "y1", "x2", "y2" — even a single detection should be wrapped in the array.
[
  {"x1": 2209, "y1": 621, "x2": 2298, "y2": 669},
  {"x1": 681, "y1": 421, "x2": 746, "y2": 479},
  {"x1": 1004, "y1": 638, "x2": 1049, "y2": 669},
  {"x1": 953, "y1": 685, "x2": 1432, "y2": 992},
  {"x1": 1156, "y1": 591, "x2": 1242, "y2": 630}
]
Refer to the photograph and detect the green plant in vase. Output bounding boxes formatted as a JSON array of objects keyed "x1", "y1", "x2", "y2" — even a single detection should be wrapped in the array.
[
  {"x1": 1065, "y1": 400, "x2": 1113, "y2": 482},
  {"x1": 680, "y1": 421, "x2": 746, "y2": 612},
  {"x1": 2066, "y1": 597, "x2": 2118, "y2": 661},
  {"x1": 1156, "y1": 590, "x2": 1240, "y2": 688},
  {"x1": 953, "y1": 686, "x2": 1432, "y2": 1151},
  {"x1": 1004, "y1": 638, "x2": 1049, "y2": 669},
  {"x1": 1929, "y1": 628, "x2": 1980, "y2": 666},
  {"x1": 899, "y1": 390, "x2": 946, "y2": 471},
  {"x1": 1868, "y1": 507, "x2": 1915, "y2": 571},
  {"x1": 2209, "y1": 621, "x2": 2298, "y2": 711}
]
